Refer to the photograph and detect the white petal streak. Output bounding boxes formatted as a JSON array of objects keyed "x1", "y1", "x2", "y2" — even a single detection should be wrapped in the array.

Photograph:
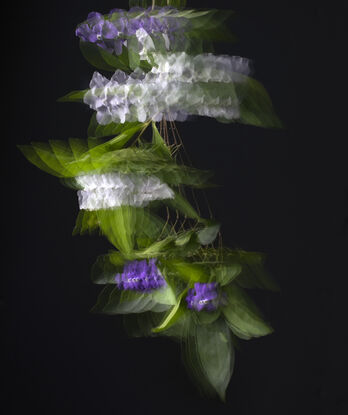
[
  {"x1": 83, "y1": 52, "x2": 251, "y2": 124},
  {"x1": 76, "y1": 172, "x2": 174, "y2": 211}
]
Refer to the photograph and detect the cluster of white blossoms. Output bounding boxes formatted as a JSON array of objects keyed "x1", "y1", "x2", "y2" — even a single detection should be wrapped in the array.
[
  {"x1": 83, "y1": 52, "x2": 251, "y2": 124},
  {"x1": 76, "y1": 172, "x2": 174, "y2": 210}
]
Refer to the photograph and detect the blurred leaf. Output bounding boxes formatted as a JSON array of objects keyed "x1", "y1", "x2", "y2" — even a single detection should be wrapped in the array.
[
  {"x1": 90, "y1": 285, "x2": 114, "y2": 313},
  {"x1": 87, "y1": 123, "x2": 146, "y2": 157},
  {"x1": 57, "y1": 90, "x2": 87, "y2": 103},
  {"x1": 236, "y1": 251, "x2": 280, "y2": 291},
  {"x1": 73, "y1": 210, "x2": 99, "y2": 235},
  {"x1": 222, "y1": 283, "x2": 273, "y2": 339},
  {"x1": 152, "y1": 289, "x2": 187, "y2": 333},
  {"x1": 163, "y1": 260, "x2": 210, "y2": 283},
  {"x1": 79, "y1": 40, "x2": 129, "y2": 72},
  {"x1": 127, "y1": 36, "x2": 141, "y2": 70},
  {"x1": 97, "y1": 207, "x2": 137, "y2": 255},
  {"x1": 212, "y1": 263, "x2": 242, "y2": 286},
  {"x1": 195, "y1": 309, "x2": 221, "y2": 325},
  {"x1": 135, "y1": 235, "x2": 176, "y2": 258},
  {"x1": 103, "y1": 288, "x2": 154, "y2": 314},
  {"x1": 152, "y1": 284, "x2": 177, "y2": 306},
  {"x1": 88, "y1": 113, "x2": 143, "y2": 139},
  {"x1": 166, "y1": 191, "x2": 204, "y2": 222},
  {"x1": 91, "y1": 254, "x2": 124, "y2": 284},
  {"x1": 236, "y1": 76, "x2": 283, "y2": 129},
  {"x1": 152, "y1": 121, "x2": 172, "y2": 158},
  {"x1": 18, "y1": 144, "x2": 61, "y2": 177},
  {"x1": 197, "y1": 221, "x2": 220, "y2": 245},
  {"x1": 194, "y1": 319, "x2": 234, "y2": 401}
]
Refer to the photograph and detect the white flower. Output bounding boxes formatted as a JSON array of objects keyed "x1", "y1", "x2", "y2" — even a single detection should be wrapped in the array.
[
  {"x1": 76, "y1": 172, "x2": 174, "y2": 211},
  {"x1": 83, "y1": 52, "x2": 251, "y2": 124}
]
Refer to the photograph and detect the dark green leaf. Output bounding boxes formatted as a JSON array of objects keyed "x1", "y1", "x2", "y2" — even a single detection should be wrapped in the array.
[
  {"x1": 222, "y1": 283, "x2": 274, "y2": 339},
  {"x1": 79, "y1": 40, "x2": 129, "y2": 72},
  {"x1": 183, "y1": 318, "x2": 234, "y2": 401}
]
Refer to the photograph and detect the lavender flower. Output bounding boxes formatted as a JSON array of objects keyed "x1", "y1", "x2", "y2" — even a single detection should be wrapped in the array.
[
  {"x1": 186, "y1": 282, "x2": 220, "y2": 312},
  {"x1": 115, "y1": 259, "x2": 166, "y2": 292},
  {"x1": 76, "y1": 7, "x2": 190, "y2": 57}
]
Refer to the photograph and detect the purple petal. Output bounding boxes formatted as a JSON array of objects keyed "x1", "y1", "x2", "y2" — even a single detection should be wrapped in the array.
[{"x1": 103, "y1": 21, "x2": 118, "y2": 39}]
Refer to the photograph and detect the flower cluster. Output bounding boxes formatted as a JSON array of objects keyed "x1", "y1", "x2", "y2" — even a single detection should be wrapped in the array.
[
  {"x1": 76, "y1": 172, "x2": 174, "y2": 211},
  {"x1": 115, "y1": 259, "x2": 166, "y2": 292},
  {"x1": 186, "y1": 282, "x2": 220, "y2": 311},
  {"x1": 76, "y1": 7, "x2": 189, "y2": 56},
  {"x1": 84, "y1": 52, "x2": 250, "y2": 124}
]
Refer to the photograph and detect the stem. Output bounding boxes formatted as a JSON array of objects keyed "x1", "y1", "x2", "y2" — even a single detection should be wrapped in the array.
[
  {"x1": 152, "y1": 0, "x2": 155, "y2": 10},
  {"x1": 130, "y1": 120, "x2": 151, "y2": 146}
]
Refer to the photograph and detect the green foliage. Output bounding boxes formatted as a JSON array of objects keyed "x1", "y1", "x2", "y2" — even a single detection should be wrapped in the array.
[
  {"x1": 97, "y1": 208, "x2": 137, "y2": 255},
  {"x1": 73, "y1": 210, "x2": 99, "y2": 235},
  {"x1": 88, "y1": 114, "x2": 143, "y2": 139},
  {"x1": 151, "y1": 122, "x2": 172, "y2": 159},
  {"x1": 152, "y1": 289, "x2": 187, "y2": 332},
  {"x1": 182, "y1": 317, "x2": 234, "y2": 401},
  {"x1": 91, "y1": 253, "x2": 125, "y2": 284},
  {"x1": 163, "y1": 260, "x2": 210, "y2": 283},
  {"x1": 222, "y1": 283, "x2": 273, "y2": 339},
  {"x1": 197, "y1": 221, "x2": 220, "y2": 245},
  {"x1": 92, "y1": 284, "x2": 175, "y2": 314},
  {"x1": 57, "y1": 89, "x2": 87, "y2": 103},
  {"x1": 211, "y1": 263, "x2": 242, "y2": 286},
  {"x1": 80, "y1": 41, "x2": 130, "y2": 72},
  {"x1": 236, "y1": 76, "x2": 283, "y2": 129}
]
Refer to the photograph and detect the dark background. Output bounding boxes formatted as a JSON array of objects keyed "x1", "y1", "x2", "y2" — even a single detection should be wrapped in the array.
[{"x1": 3, "y1": 0, "x2": 347, "y2": 414}]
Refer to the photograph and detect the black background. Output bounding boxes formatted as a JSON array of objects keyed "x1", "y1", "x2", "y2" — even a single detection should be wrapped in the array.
[{"x1": 3, "y1": 0, "x2": 348, "y2": 414}]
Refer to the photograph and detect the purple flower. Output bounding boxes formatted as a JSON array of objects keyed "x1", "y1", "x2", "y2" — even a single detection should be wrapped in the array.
[
  {"x1": 76, "y1": 11, "x2": 118, "y2": 53},
  {"x1": 186, "y1": 283, "x2": 220, "y2": 312},
  {"x1": 115, "y1": 259, "x2": 166, "y2": 292}
]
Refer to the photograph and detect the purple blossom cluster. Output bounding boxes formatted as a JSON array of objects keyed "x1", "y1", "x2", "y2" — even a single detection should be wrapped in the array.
[
  {"x1": 115, "y1": 258, "x2": 166, "y2": 292},
  {"x1": 186, "y1": 282, "x2": 220, "y2": 312},
  {"x1": 76, "y1": 7, "x2": 189, "y2": 56}
]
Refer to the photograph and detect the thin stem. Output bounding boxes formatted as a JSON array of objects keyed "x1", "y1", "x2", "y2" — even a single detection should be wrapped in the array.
[
  {"x1": 152, "y1": 0, "x2": 156, "y2": 11},
  {"x1": 132, "y1": 120, "x2": 151, "y2": 145}
]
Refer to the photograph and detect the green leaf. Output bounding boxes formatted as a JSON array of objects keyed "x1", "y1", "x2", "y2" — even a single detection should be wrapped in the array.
[
  {"x1": 72, "y1": 210, "x2": 99, "y2": 235},
  {"x1": 163, "y1": 260, "x2": 210, "y2": 283},
  {"x1": 222, "y1": 284, "x2": 274, "y2": 339},
  {"x1": 236, "y1": 251, "x2": 280, "y2": 291},
  {"x1": 135, "y1": 235, "x2": 176, "y2": 258},
  {"x1": 57, "y1": 90, "x2": 87, "y2": 103},
  {"x1": 87, "y1": 123, "x2": 146, "y2": 158},
  {"x1": 103, "y1": 288, "x2": 155, "y2": 314},
  {"x1": 152, "y1": 121, "x2": 172, "y2": 158},
  {"x1": 197, "y1": 221, "x2": 220, "y2": 245},
  {"x1": 152, "y1": 289, "x2": 187, "y2": 333},
  {"x1": 90, "y1": 285, "x2": 114, "y2": 313},
  {"x1": 88, "y1": 113, "x2": 143, "y2": 139},
  {"x1": 195, "y1": 309, "x2": 221, "y2": 325},
  {"x1": 127, "y1": 36, "x2": 141, "y2": 70},
  {"x1": 100, "y1": 285, "x2": 173, "y2": 315},
  {"x1": 174, "y1": 230, "x2": 194, "y2": 246},
  {"x1": 97, "y1": 207, "x2": 137, "y2": 255},
  {"x1": 166, "y1": 191, "x2": 204, "y2": 222},
  {"x1": 91, "y1": 254, "x2": 125, "y2": 285},
  {"x1": 18, "y1": 144, "x2": 61, "y2": 177},
  {"x1": 152, "y1": 284, "x2": 177, "y2": 306},
  {"x1": 195, "y1": 319, "x2": 234, "y2": 401},
  {"x1": 79, "y1": 40, "x2": 129, "y2": 72},
  {"x1": 182, "y1": 318, "x2": 234, "y2": 401},
  {"x1": 236, "y1": 76, "x2": 283, "y2": 129},
  {"x1": 212, "y1": 263, "x2": 242, "y2": 286}
]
